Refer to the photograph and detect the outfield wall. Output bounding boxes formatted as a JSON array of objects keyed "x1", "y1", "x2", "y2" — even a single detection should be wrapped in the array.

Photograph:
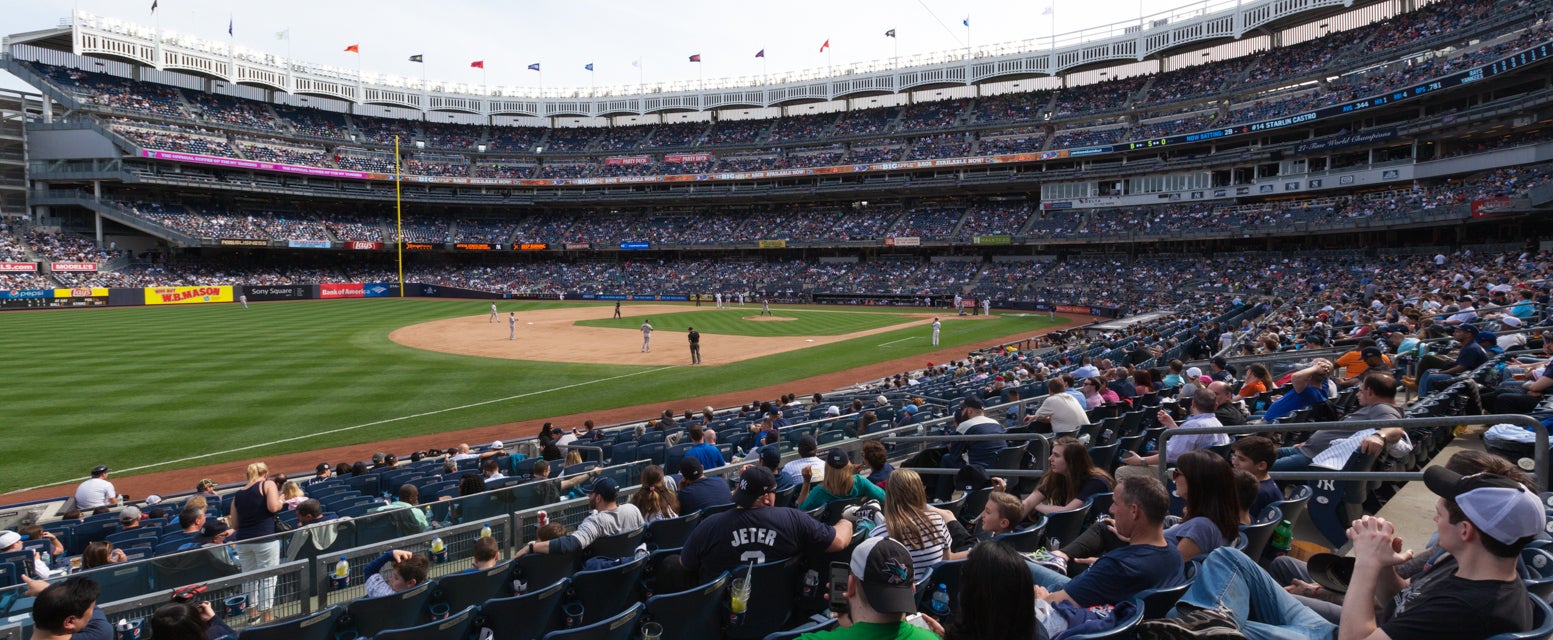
[{"x1": 0, "y1": 283, "x2": 1125, "y2": 316}]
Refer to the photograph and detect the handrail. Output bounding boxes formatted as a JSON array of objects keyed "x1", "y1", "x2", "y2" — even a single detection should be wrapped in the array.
[{"x1": 1154, "y1": 414, "x2": 1549, "y2": 491}]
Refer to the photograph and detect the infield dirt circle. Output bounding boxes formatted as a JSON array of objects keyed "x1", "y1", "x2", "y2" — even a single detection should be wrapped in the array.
[{"x1": 389, "y1": 304, "x2": 954, "y2": 365}]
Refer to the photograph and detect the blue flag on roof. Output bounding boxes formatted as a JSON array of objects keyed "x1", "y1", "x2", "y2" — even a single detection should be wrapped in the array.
[
  {"x1": 528, "y1": 63, "x2": 541, "y2": 71},
  {"x1": 584, "y1": 63, "x2": 594, "y2": 71}
]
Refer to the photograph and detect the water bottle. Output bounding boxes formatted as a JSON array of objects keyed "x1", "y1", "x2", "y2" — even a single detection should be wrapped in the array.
[
  {"x1": 929, "y1": 583, "x2": 951, "y2": 616},
  {"x1": 331, "y1": 556, "x2": 350, "y2": 590},
  {"x1": 480, "y1": 523, "x2": 493, "y2": 539},
  {"x1": 1270, "y1": 519, "x2": 1293, "y2": 556},
  {"x1": 430, "y1": 536, "x2": 447, "y2": 563}
]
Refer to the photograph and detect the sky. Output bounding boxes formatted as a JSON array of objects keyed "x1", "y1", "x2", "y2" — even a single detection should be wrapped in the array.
[{"x1": 1, "y1": 0, "x2": 1192, "y2": 97}]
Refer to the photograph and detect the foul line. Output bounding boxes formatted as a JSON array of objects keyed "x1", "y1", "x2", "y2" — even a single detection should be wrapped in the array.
[
  {"x1": 10, "y1": 366, "x2": 676, "y2": 495},
  {"x1": 877, "y1": 336, "x2": 919, "y2": 347}
]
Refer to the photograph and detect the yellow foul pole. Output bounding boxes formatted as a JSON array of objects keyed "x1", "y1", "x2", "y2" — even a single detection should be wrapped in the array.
[{"x1": 394, "y1": 135, "x2": 404, "y2": 297}]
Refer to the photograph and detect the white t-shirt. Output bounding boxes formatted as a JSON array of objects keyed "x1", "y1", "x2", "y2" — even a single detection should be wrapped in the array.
[
  {"x1": 1034, "y1": 393, "x2": 1088, "y2": 434},
  {"x1": 75, "y1": 477, "x2": 116, "y2": 510}
]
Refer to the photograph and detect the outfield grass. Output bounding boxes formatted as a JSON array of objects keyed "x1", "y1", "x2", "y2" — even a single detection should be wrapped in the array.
[
  {"x1": 0, "y1": 299, "x2": 1062, "y2": 492},
  {"x1": 576, "y1": 307, "x2": 932, "y2": 336}
]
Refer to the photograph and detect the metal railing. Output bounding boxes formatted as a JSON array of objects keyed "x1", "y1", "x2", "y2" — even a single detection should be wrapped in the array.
[
  {"x1": 1154, "y1": 414, "x2": 1549, "y2": 491},
  {"x1": 98, "y1": 560, "x2": 311, "y2": 633},
  {"x1": 315, "y1": 515, "x2": 509, "y2": 608}
]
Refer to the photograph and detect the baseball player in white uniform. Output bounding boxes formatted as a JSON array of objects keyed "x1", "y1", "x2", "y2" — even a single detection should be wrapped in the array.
[
  {"x1": 982, "y1": 298, "x2": 991, "y2": 316},
  {"x1": 489, "y1": 303, "x2": 499, "y2": 323},
  {"x1": 239, "y1": 294, "x2": 248, "y2": 309},
  {"x1": 953, "y1": 293, "x2": 964, "y2": 316},
  {"x1": 932, "y1": 317, "x2": 941, "y2": 346},
  {"x1": 509, "y1": 312, "x2": 517, "y2": 340},
  {"x1": 641, "y1": 320, "x2": 654, "y2": 352}
]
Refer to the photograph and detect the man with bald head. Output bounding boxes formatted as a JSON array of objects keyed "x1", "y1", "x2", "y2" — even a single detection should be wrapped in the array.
[{"x1": 1209, "y1": 381, "x2": 1247, "y2": 426}]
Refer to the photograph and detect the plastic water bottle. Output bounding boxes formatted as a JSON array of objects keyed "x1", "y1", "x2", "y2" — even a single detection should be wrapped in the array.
[
  {"x1": 331, "y1": 556, "x2": 350, "y2": 590},
  {"x1": 1270, "y1": 520, "x2": 1293, "y2": 556},
  {"x1": 480, "y1": 523, "x2": 493, "y2": 539},
  {"x1": 929, "y1": 583, "x2": 950, "y2": 615}
]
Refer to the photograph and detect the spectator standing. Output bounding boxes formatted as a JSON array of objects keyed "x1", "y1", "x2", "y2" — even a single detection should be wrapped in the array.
[{"x1": 229, "y1": 462, "x2": 282, "y2": 624}]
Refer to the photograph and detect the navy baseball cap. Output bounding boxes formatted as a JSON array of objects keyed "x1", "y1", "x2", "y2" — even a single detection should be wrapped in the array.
[
  {"x1": 826, "y1": 448, "x2": 850, "y2": 469},
  {"x1": 759, "y1": 446, "x2": 782, "y2": 469},
  {"x1": 733, "y1": 467, "x2": 777, "y2": 508},
  {"x1": 591, "y1": 477, "x2": 620, "y2": 502}
]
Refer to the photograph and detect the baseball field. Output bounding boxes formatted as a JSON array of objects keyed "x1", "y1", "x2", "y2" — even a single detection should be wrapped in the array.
[{"x1": 0, "y1": 298, "x2": 1064, "y2": 495}]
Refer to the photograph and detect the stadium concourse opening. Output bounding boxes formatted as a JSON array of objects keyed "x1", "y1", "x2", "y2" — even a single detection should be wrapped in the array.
[{"x1": 389, "y1": 303, "x2": 966, "y2": 366}]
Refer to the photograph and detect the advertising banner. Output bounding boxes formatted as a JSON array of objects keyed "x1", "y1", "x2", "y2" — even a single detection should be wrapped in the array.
[
  {"x1": 404, "y1": 242, "x2": 439, "y2": 250},
  {"x1": 884, "y1": 237, "x2": 921, "y2": 247},
  {"x1": 1472, "y1": 197, "x2": 1515, "y2": 217},
  {"x1": 0, "y1": 289, "x2": 51, "y2": 299},
  {"x1": 219, "y1": 239, "x2": 269, "y2": 247},
  {"x1": 346, "y1": 241, "x2": 383, "y2": 250},
  {"x1": 54, "y1": 288, "x2": 108, "y2": 298},
  {"x1": 604, "y1": 156, "x2": 651, "y2": 165},
  {"x1": 973, "y1": 235, "x2": 1012, "y2": 245},
  {"x1": 0, "y1": 262, "x2": 36, "y2": 272},
  {"x1": 1055, "y1": 305, "x2": 1092, "y2": 314},
  {"x1": 144, "y1": 286, "x2": 233, "y2": 305},
  {"x1": 619, "y1": 242, "x2": 650, "y2": 250},
  {"x1": 564, "y1": 243, "x2": 591, "y2": 250},
  {"x1": 320, "y1": 283, "x2": 366, "y2": 299},
  {"x1": 454, "y1": 243, "x2": 497, "y2": 251},
  {"x1": 515, "y1": 243, "x2": 549, "y2": 251},
  {"x1": 362, "y1": 283, "x2": 395, "y2": 298},
  {"x1": 663, "y1": 153, "x2": 711, "y2": 163},
  {"x1": 287, "y1": 240, "x2": 332, "y2": 249},
  {"x1": 50, "y1": 262, "x2": 98, "y2": 272},
  {"x1": 242, "y1": 285, "x2": 312, "y2": 301},
  {"x1": 758, "y1": 240, "x2": 787, "y2": 249}
]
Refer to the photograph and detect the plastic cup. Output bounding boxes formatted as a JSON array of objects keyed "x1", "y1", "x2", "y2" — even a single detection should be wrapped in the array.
[
  {"x1": 730, "y1": 577, "x2": 750, "y2": 614},
  {"x1": 641, "y1": 622, "x2": 664, "y2": 640}
]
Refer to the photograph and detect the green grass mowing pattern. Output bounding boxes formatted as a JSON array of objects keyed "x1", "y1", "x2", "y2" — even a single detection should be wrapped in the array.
[
  {"x1": 576, "y1": 308, "x2": 924, "y2": 336},
  {"x1": 0, "y1": 299, "x2": 1063, "y2": 492}
]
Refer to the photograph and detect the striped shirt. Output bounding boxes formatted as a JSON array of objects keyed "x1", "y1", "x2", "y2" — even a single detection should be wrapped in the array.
[{"x1": 872, "y1": 510, "x2": 950, "y2": 581}]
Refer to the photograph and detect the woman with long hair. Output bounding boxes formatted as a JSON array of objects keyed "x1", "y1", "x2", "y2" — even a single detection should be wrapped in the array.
[
  {"x1": 1003, "y1": 437, "x2": 1113, "y2": 518},
  {"x1": 81, "y1": 540, "x2": 126, "y2": 569},
  {"x1": 924, "y1": 540, "x2": 1047, "y2": 640},
  {"x1": 796, "y1": 449, "x2": 885, "y2": 511},
  {"x1": 871, "y1": 468, "x2": 953, "y2": 580},
  {"x1": 1167, "y1": 449, "x2": 1241, "y2": 561},
  {"x1": 148, "y1": 601, "x2": 237, "y2": 640},
  {"x1": 279, "y1": 481, "x2": 306, "y2": 510},
  {"x1": 1132, "y1": 370, "x2": 1155, "y2": 395},
  {"x1": 629, "y1": 465, "x2": 681, "y2": 522},
  {"x1": 229, "y1": 461, "x2": 283, "y2": 623},
  {"x1": 1238, "y1": 363, "x2": 1275, "y2": 399}
]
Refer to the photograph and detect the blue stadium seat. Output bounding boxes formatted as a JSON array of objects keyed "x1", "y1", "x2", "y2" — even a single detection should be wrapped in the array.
[
  {"x1": 584, "y1": 528, "x2": 644, "y2": 560},
  {"x1": 1486, "y1": 594, "x2": 1553, "y2": 640},
  {"x1": 761, "y1": 617, "x2": 839, "y2": 640},
  {"x1": 1041, "y1": 502, "x2": 1092, "y2": 550},
  {"x1": 236, "y1": 605, "x2": 343, "y2": 640},
  {"x1": 343, "y1": 578, "x2": 436, "y2": 638},
  {"x1": 516, "y1": 550, "x2": 579, "y2": 592},
  {"x1": 539, "y1": 602, "x2": 643, "y2": 640},
  {"x1": 725, "y1": 556, "x2": 802, "y2": 640},
  {"x1": 371, "y1": 604, "x2": 476, "y2": 640},
  {"x1": 432, "y1": 558, "x2": 514, "y2": 612},
  {"x1": 481, "y1": 577, "x2": 570, "y2": 640},
  {"x1": 643, "y1": 513, "x2": 699, "y2": 550},
  {"x1": 643, "y1": 572, "x2": 727, "y2": 640},
  {"x1": 569, "y1": 553, "x2": 647, "y2": 621}
]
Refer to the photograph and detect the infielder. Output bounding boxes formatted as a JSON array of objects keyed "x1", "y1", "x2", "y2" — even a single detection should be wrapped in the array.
[
  {"x1": 641, "y1": 319, "x2": 654, "y2": 352},
  {"x1": 613, "y1": 301, "x2": 622, "y2": 318},
  {"x1": 931, "y1": 317, "x2": 941, "y2": 346},
  {"x1": 715, "y1": 293, "x2": 723, "y2": 309},
  {"x1": 489, "y1": 303, "x2": 499, "y2": 323},
  {"x1": 508, "y1": 312, "x2": 517, "y2": 340}
]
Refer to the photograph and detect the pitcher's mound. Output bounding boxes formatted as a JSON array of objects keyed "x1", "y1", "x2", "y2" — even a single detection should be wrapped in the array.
[{"x1": 743, "y1": 315, "x2": 796, "y2": 322}]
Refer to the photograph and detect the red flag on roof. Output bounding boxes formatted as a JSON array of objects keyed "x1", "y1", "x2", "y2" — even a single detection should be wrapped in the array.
[{"x1": 344, "y1": 44, "x2": 359, "y2": 53}]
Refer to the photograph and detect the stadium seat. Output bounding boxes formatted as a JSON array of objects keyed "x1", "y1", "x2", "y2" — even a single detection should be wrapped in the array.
[
  {"x1": 1239, "y1": 506, "x2": 1282, "y2": 566},
  {"x1": 516, "y1": 550, "x2": 579, "y2": 591},
  {"x1": 915, "y1": 558, "x2": 965, "y2": 620},
  {"x1": 105, "y1": 528, "x2": 158, "y2": 547},
  {"x1": 1084, "y1": 492, "x2": 1115, "y2": 527},
  {"x1": 539, "y1": 602, "x2": 643, "y2": 640},
  {"x1": 343, "y1": 578, "x2": 436, "y2": 638},
  {"x1": 643, "y1": 572, "x2": 728, "y2": 640},
  {"x1": 85, "y1": 561, "x2": 152, "y2": 604},
  {"x1": 480, "y1": 577, "x2": 570, "y2": 640},
  {"x1": 371, "y1": 604, "x2": 477, "y2": 640},
  {"x1": 236, "y1": 605, "x2": 343, "y2": 640},
  {"x1": 1264, "y1": 484, "x2": 1312, "y2": 533},
  {"x1": 584, "y1": 527, "x2": 645, "y2": 560},
  {"x1": 1041, "y1": 502, "x2": 1092, "y2": 550},
  {"x1": 993, "y1": 515, "x2": 1048, "y2": 553},
  {"x1": 569, "y1": 553, "x2": 647, "y2": 621},
  {"x1": 1520, "y1": 547, "x2": 1553, "y2": 601},
  {"x1": 1061, "y1": 598, "x2": 1144, "y2": 639},
  {"x1": 958, "y1": 488, "x2": 994, "y2": 527},
  {"x1": 724, "y1": 556, "x2": 802, "y2": 640},
  {"x1": 643, "y1": 513, "x2": 699, "y2": 550},
  {"x1": 433, "y1": 558, "x2": 514, "y2": 612}
]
